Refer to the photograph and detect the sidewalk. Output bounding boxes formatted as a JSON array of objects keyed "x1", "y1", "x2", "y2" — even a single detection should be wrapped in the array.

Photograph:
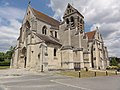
[
  {"x1": 0, "y1": 68, "x2": 45, "y2": 79},
  {"x1": 90, "y1": 69, "x2": 120, "y2": 73}
]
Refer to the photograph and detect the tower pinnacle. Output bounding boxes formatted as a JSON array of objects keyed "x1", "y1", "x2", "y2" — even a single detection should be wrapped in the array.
[{"x1": 28, "y1": 0, "x2": 31, "y2": 5}]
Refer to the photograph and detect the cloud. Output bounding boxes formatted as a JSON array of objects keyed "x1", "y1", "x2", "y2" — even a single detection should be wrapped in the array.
[
  {"x1": 49, "y1": 0, "x2": 120, "y2": 57},
  {"x1": 0, "y1": 6, "x2": 24, "y2": 20},
  {"x1": 4, "y1": 2, "x2": 9, "y2": 6},
  {"x1": 0, "y1": 6, "x2": 25, "y2": 52}
]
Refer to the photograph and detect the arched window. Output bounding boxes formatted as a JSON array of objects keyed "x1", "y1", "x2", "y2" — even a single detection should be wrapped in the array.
[
  {"x1": 44, "y1": 29, "x2": 47, "y2": 35},
  {"x1": 80, "y1": 19, "x2": 83, "y2": 24},
  {"x1": 55, "y1": 31, "x2": 57, "y2": 38},
  {"x1": 25, "y1": 21, "x2": 30, "y2": 29},
  {"x1": 71, "y1": 16, "x2": 74, "y2": 27},
  {"x1": 42, "y1": 26, "x2": 47, "y2": 35},
  {"x1": 22, "y1": 47, "x2": 26, "y2": 55},
  {"x1": 66, "y1": 18, "x2": 69, "y2": 24},
  {"x1": 54, "y1": 48, "x2": 57, "y2": 56},
  {"x1": 71, "y1": 16, "x2": 74, "y2": 22}
]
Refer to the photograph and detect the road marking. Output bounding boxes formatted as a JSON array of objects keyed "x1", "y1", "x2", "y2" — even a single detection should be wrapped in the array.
[
  {"x1": 0, "y1": 76, "x2": 53, "y2": 83},
  {"x1": 50, "y1": 80, "x2": 91, "y2": 90},
  {"x1": 7, "y1": 85, "x2": 56, "y2": 88}
]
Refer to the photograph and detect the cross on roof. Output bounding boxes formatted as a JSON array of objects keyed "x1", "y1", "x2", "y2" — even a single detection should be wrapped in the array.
[{"x1": 28, "y1": 0, "x2": 31, "y2": 5}]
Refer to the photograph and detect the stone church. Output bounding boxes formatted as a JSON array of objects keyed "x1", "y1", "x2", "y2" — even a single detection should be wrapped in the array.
[{"x1": 11, "y1": 3, "x2": 109, "y2": 71}]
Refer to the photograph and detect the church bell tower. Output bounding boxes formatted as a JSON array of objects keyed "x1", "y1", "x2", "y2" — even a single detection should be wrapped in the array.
[{"x1": 63, "y1": 3, "x2": 84, "y2": 33}]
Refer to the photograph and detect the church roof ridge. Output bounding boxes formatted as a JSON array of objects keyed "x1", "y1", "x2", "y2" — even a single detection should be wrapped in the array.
[
  {"x1": 64, "y1": 3, "x2": 84, "y2": 18},
  {"x1": 32, "y1": 8, "x2": 60, "y2": 27},
  {"x1": 86, "y1": 30, "x2": 97, "y2": 34},
  {"x1": 34, "y1": 33, "x2": 62, "y2": 46},
  {"x1": 85, "y1": 30, "x2": 97, "y2": 41}
]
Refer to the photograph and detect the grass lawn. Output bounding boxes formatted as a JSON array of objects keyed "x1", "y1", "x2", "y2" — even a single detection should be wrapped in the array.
[
  {"x1": 57, "y1": 70, "x2": 120, "y2": 78},
  {"x1": 0, "y1": 66, "x2": 10, "y2": 69}
]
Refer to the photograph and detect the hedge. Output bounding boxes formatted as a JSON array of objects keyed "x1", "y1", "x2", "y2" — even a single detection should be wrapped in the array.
[
  {"x1": 0, "y1": 60, "x2": 10, "y2": 66},
  {"x1": 106, "y1": 66, "x2": 119, "y2": 70}
]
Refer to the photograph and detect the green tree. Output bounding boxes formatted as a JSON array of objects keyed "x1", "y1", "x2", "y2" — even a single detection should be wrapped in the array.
[
  {"x1": 0, "y1": 52, "x2": 5, "y2": 61},
  {"x1": 4, "y1": 46, "x2": 14, "y2": 60},
  {"x1": 110, "y1": 57, "x2": 118, "y2": 66},
  {"x1": 0, "y1": 46, "x2": 14, "y2": 66}
]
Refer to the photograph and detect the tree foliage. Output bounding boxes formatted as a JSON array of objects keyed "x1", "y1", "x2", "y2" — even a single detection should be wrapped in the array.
[
  {"x1": 0, "y1": 52, "x2": 5, "y2": 61},
  {"x1": 0, "y1": 46, "x2": 14, "y2": 66},
  {"x1": 110, "y1": 57, "x2": 118, "y2": 66}
]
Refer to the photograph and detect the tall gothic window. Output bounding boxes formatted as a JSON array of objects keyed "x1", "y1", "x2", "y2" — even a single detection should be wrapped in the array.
[
  {"x1": 71, "y1": 16, "x2": 74, "y2": 22},
  {"x1": 26, "y1": 21, "x2": 30, "y2": 29},
  {"x1": 24, "y1": 21, "x2": 30, "y2": 40},
  {"x1": 55, "y1": 31, "x2": 57, "y2": 38},
  {"x1": 66, "y1": 18, "x2": 69, "y2": 24},
  {"x1": 54, "y1": 48, "x2": 57, "y2": 56},
  {"x1": 80, "y1": 19, "x2": 83, "y2": 24},
  {"x1": 71, "y1": 16, "x2": 74, "y2": 27},
  {"x1": 42, "y1": 26, "x2": 47, "y2": 35}
]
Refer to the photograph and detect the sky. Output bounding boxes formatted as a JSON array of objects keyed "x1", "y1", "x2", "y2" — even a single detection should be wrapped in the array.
[{"x1": 0, "y1": 0, "x2": 120, "y2": 57}]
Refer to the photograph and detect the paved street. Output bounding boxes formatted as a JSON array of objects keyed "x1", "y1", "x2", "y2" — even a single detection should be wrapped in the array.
[{"x1": 0, "y1": 69, "x2": 120, "y2": 90}]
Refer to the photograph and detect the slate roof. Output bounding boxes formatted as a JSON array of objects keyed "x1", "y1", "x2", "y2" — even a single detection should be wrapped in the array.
[
  {"x1": 34, "y1": 33, "x2": 62, "y2": 45},
  {"x1": 86, "y1": 30, "x2": 96, "y2": 41},
  {"x1": 32, "y1": 8, "x2": 60, "y2": 28}
]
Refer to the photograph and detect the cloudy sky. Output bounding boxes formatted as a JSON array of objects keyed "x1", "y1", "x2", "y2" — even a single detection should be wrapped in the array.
[{"x1": 0, "y1": 0, "x2": 120, "y2": 57}]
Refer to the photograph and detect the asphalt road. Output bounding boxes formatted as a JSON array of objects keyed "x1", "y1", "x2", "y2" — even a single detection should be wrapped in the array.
[{"x1": 0, "y1": 73, "x2": 120, "y2": 90}]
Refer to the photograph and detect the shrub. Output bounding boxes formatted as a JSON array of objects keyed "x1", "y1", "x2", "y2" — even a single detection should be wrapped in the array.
[
  {"x1": 106, "y1": 66, "x2": 118, "y2": 70},
  {"x1": 0, "y1": 60, "x2": 10, "y2": 66}
]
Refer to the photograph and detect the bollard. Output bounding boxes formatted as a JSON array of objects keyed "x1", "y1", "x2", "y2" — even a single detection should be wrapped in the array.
[
  {"x1": 106, "y1": 71, "x2": 108, "y2": 76},
  {"x1": 79, "y1": 71, "x2": 81, "y2": 78},
  {"x1": 85, "y1": 67, "x2": 88, "y2": 72},
  {"x1": 41, "y1": 65, "x2": 43, "y2": 72},
  {"x1": 94, "y1": 72, "x2": 96, "y2": 77},
  {"x1": 115, "y1": 71, "x2": 117, "y2": 75}
]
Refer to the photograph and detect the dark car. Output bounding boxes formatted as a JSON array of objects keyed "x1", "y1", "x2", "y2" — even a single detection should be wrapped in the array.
[{"x1": 117, "y1": 68, "x2": 120, "y2": 72}]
